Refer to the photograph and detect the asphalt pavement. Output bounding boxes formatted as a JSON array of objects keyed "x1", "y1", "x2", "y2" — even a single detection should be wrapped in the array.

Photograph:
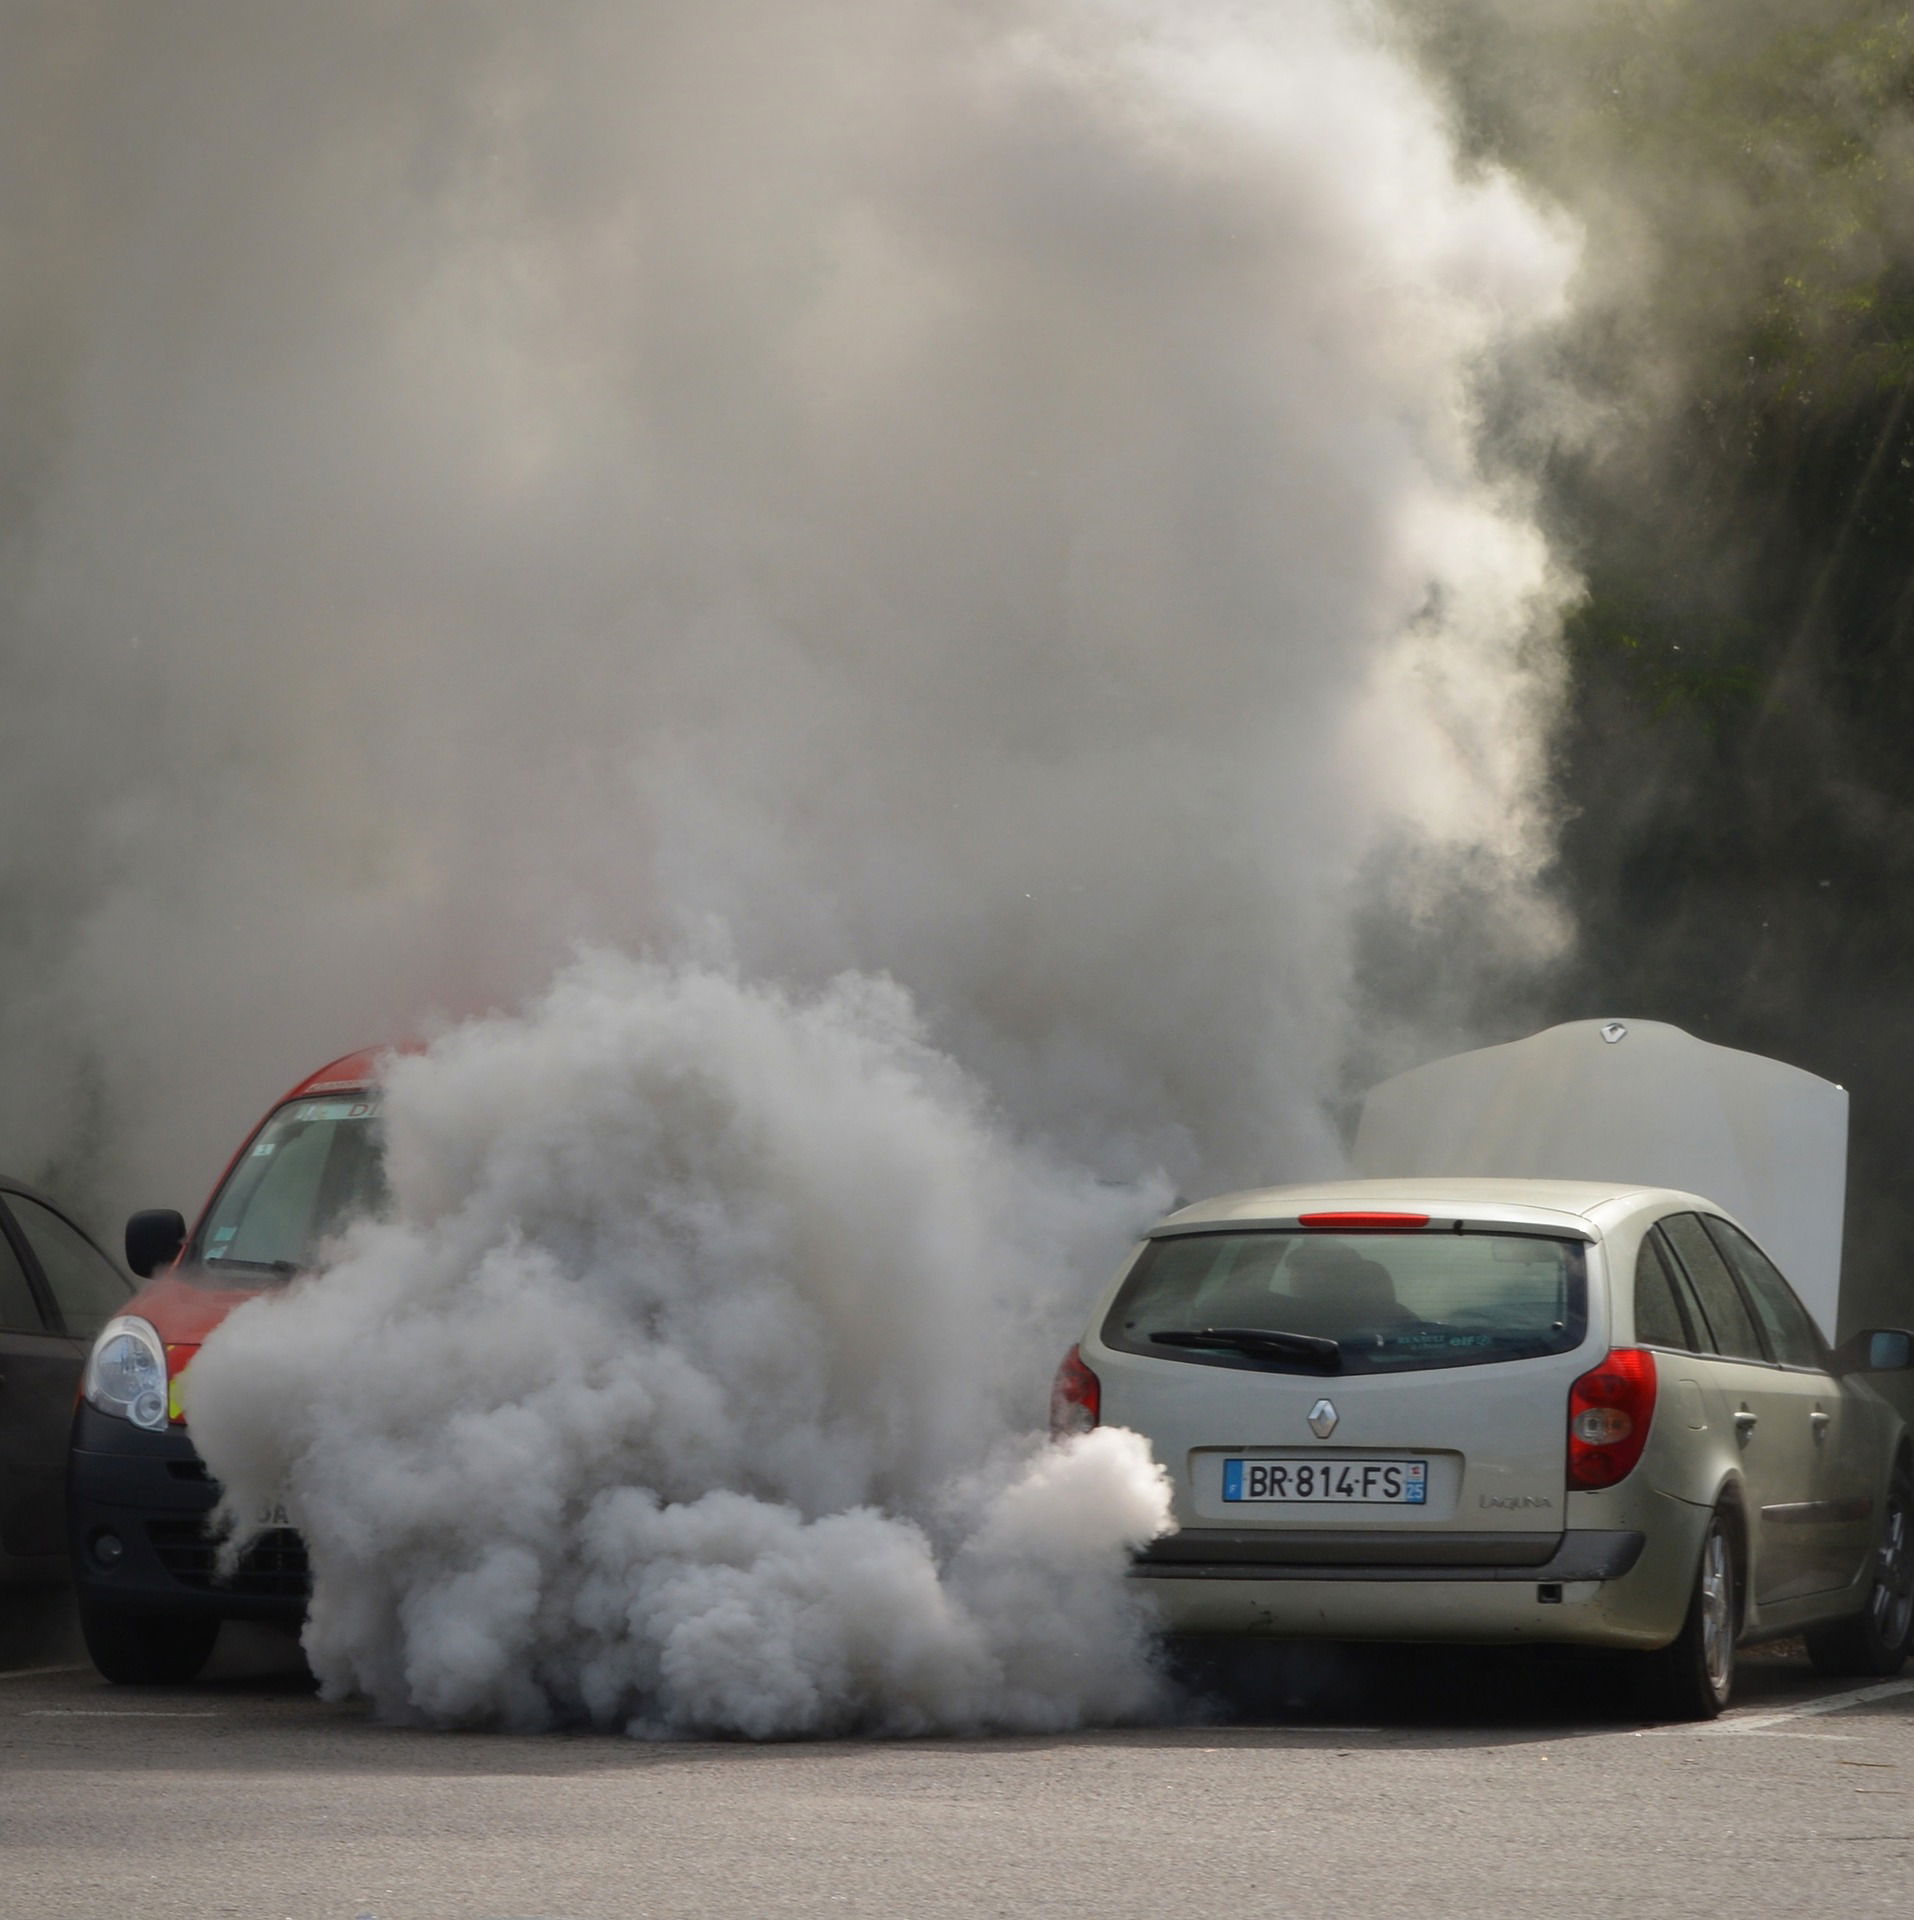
[{"x1": 4, "y1": 1601, "x2": 1912, "y2": 1920}]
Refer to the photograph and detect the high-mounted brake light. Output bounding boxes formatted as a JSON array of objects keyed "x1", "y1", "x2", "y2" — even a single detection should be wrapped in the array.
[
  {"x1": 1567, "y1": 1347, "x2": 1657, "y2": 1490},
  {"x1": 1296, "y1": 1211, "x2": 1431, "y2": 1231},
  {"x1": 1049, "y1": 1345, "x2": 1100, "y2": 1440}
]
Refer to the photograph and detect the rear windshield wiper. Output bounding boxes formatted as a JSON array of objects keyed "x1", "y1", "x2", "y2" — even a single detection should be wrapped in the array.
[{"x1": 1149, "y1": 1326, "x2": 1342, "y2": 1372}]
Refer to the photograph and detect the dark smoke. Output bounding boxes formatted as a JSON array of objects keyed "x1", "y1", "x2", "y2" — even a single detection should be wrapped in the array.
[{"x1": 1376, "y1": 0, "x2": 1914, "y2": 1332}]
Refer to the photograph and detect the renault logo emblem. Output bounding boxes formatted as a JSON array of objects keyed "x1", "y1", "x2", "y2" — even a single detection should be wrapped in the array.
[{"x1": 1308, "y1": 1397, "x2": 1339, "y2": 1438}]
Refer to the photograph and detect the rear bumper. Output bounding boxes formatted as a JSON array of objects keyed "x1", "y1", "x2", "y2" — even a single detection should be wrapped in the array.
[
  {"x1": 1134, "y1": 1529, "x2": 1641, "y2": 1579},
  {"x1": 1131, "y1": 1514, "x2": 1706, "y2": 1649},
  {"x1": 66, "y1": 1404, "x2": 308, "y2": 1624}
]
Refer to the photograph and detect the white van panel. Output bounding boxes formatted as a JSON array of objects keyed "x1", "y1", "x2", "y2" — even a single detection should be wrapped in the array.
[{"x1": 1352, "y1": 1020, "x2": 1847, "y2": 1339}]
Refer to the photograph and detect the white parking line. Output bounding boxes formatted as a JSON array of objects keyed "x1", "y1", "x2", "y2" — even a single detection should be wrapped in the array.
[
  {"x1": 1699, "y1": 1679, "x2": 1914, "y2": 1735},
  {"x1": 0, "y1": 1665, "x2": 88, "y2": 1682}
]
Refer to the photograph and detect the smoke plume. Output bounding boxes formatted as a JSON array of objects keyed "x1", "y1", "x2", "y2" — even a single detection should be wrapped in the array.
[
  {"x1": 1380, "y1": 2, "x2": 1914, "y2": 1328},
  {"x1": 3, "y1": 0, "x2": 1574, "y2": 1207},
  {"x1": 185, "y1": 956, "x2": 1175, "y2": 1736},
  {"x1": 8, "y1": 1, "x2": 1581, "y2": 1732}
]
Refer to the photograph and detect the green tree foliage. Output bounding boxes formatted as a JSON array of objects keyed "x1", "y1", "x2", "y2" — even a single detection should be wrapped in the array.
[{"x1": 1389, "y1": 1, "x2": 1914, "y2": 1322}]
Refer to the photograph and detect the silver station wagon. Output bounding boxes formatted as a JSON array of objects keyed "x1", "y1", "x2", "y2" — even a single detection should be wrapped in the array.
[{"x1": 1056, "y1": 1034, "x2": 1914, "y2": 1720}]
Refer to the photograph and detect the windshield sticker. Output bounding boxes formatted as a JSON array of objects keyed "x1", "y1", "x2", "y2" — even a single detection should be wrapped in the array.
[{"x1": 289, "y1": 1100, "x2": 382, "y2": 1124}]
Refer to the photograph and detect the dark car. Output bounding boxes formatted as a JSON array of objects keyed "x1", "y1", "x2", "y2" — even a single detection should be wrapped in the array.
[
  {"x1": 68, "y1": 1049, "x2": 387, "y2": 1683},
  {"x1": 1, "y1": 1180, "x2": 134, "y2": 1586}
]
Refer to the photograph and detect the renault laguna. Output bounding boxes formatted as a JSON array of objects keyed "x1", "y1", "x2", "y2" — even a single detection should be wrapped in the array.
[{"x1": 1053, "y1": 1024, "x2": 1914, "y2": 1720}]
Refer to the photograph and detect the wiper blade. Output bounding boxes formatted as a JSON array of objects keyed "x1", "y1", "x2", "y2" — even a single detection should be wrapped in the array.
[
  {"x1": 1149, "y1": 1326, "x2": 1342, "y2": 1372},
  {"x1": 204, "y1": 1256, "x2": 302, "y2": 1277}
]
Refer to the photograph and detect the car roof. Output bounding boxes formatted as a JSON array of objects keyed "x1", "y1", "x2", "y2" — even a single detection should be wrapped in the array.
[
  {"x1": 0, "y1": 1175, "x2": 124, "y2": 1265},
  {"x1": 1153, "y1": 1176, "x2": 1721, "y2": 1240},
  {"x1": 0, "y1": 1173, "x2": 90, "y2": 1215},
  {"x1": 282, "y1": 1043, "x2": 418, "y2": 1100}
]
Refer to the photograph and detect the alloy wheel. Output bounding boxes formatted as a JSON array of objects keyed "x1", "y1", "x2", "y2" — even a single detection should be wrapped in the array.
[
  {"x1": 1869, "y1": 1482, "x2": 1914, "y2": 1652},
  {"x1": 1699, "y1": 1525, "x2": 1734, "y2": 1700}
]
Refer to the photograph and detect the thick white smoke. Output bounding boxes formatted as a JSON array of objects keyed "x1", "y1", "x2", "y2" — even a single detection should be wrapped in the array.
[
  {"x1": 10, "y1": 1, "x2": 1582, "y2": 1734},
  {"x1": 3, "y1": 0, "x2": 1573, "y2": 1207},
  {"x1": 185, "y1": 955, "x2": 1174, "y2": 1737}
]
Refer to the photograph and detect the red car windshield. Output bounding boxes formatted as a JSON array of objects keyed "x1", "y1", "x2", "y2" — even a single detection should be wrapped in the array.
[{"x1": 196, "y1": 1096, "x2": 388, "y2": 1277}]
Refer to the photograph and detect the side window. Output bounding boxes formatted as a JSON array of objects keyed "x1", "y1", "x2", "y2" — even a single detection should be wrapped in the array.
[
  {"x1": 1660, "y1": 1213, "x2": 1768, "y2": 1362},
  {"x1": 1633, "y1": 1233, "x2": 1695, "y2": 1349},
  {"x1": 1704, "y1": 1217, "x2": 1826, "y2": 1370},
  {"x1": 8, "y1": 1196, "x2": 131, "y2": 1338},
  {"x1": 1651, "y1": 1227, "x2": 1717, "y2": 1353},
  {"x1": 0, "y1": 1217, "x2": 49, "y2": 1333}
]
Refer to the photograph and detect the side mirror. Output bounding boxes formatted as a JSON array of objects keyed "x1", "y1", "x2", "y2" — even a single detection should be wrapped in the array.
[
  {"x1": 125, "y1": 1210, "x2": 186, "y2": 1279},
  {"x1": 1837, "y1": 1327, "x2": 1914, "y2": 1374}
]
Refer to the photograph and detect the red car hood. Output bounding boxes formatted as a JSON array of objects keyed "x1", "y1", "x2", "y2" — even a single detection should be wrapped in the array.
[
  {"x1": 126, "y1": 1269, "x2": 271, "y2": 1345},
  {"x1": 123, "y1": 1270, "x2": 275, "y2": 1427}
]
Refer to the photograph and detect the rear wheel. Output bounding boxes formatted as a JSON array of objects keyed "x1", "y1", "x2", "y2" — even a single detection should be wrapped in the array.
[
  {"x1": 79, "y1": 1604, "x2": 219, "y2": 1685},
  {"x1": 1637, "y1": 1509, "x2": 1738, "y2": 1721},
  {"x1": 1805, "y1": 1458, "x2": 1914, "y2": 1678}
]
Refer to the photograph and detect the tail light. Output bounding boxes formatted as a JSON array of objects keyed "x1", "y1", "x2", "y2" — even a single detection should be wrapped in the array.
[
  {"x1": 1049, "y1": 1345, "x2": 1100, "y2": 1439},
  {"x1": 1567, "y1": 1347, "x2": 1657, "y2": 1490}
]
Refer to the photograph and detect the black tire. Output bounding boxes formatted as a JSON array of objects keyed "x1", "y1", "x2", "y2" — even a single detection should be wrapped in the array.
[
  {"x1": 79, "y1": 1605, "x2": 219, "y2": 1686},
  {"x1": 1805, "y1": 1457, "x2": 1914, "y2": 1678},
  {"x1": 1636, "y1": 1508, "x2": 1738, "y2": 1721}
]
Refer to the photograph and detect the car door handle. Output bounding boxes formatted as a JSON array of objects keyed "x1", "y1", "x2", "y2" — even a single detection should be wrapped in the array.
[
  {"x1": 1810, "y1": 1410, "x2": 1831, "y2": 1439},
  {"x1": 1734, "y1": 1408, "x2": 1758, "y2": 1438}
]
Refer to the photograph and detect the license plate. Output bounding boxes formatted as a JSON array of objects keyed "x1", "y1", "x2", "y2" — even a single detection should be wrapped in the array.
[{"x1": 1223, "y1": 1458, "x2": 1427, "y2": 1504}]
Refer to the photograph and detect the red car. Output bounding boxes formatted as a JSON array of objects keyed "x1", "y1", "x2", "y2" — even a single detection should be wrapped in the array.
[{"x1": 67, "y1": 1048, "x2": 388, "y2": 1683}]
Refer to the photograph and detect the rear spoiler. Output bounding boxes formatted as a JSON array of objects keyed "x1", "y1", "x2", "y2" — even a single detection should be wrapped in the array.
[{"x1": 1148, "y1": 1216, "x2": 1596, "y2": 1243}]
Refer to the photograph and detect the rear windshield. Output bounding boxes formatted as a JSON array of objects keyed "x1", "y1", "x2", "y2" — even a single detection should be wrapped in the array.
[
  {"x1": 196, "y1": 1096, "x2": 388, "y2": 1278},
  {"x1": 1102, "y1": 1230, "x2": 1587, "y2": 1376}
]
